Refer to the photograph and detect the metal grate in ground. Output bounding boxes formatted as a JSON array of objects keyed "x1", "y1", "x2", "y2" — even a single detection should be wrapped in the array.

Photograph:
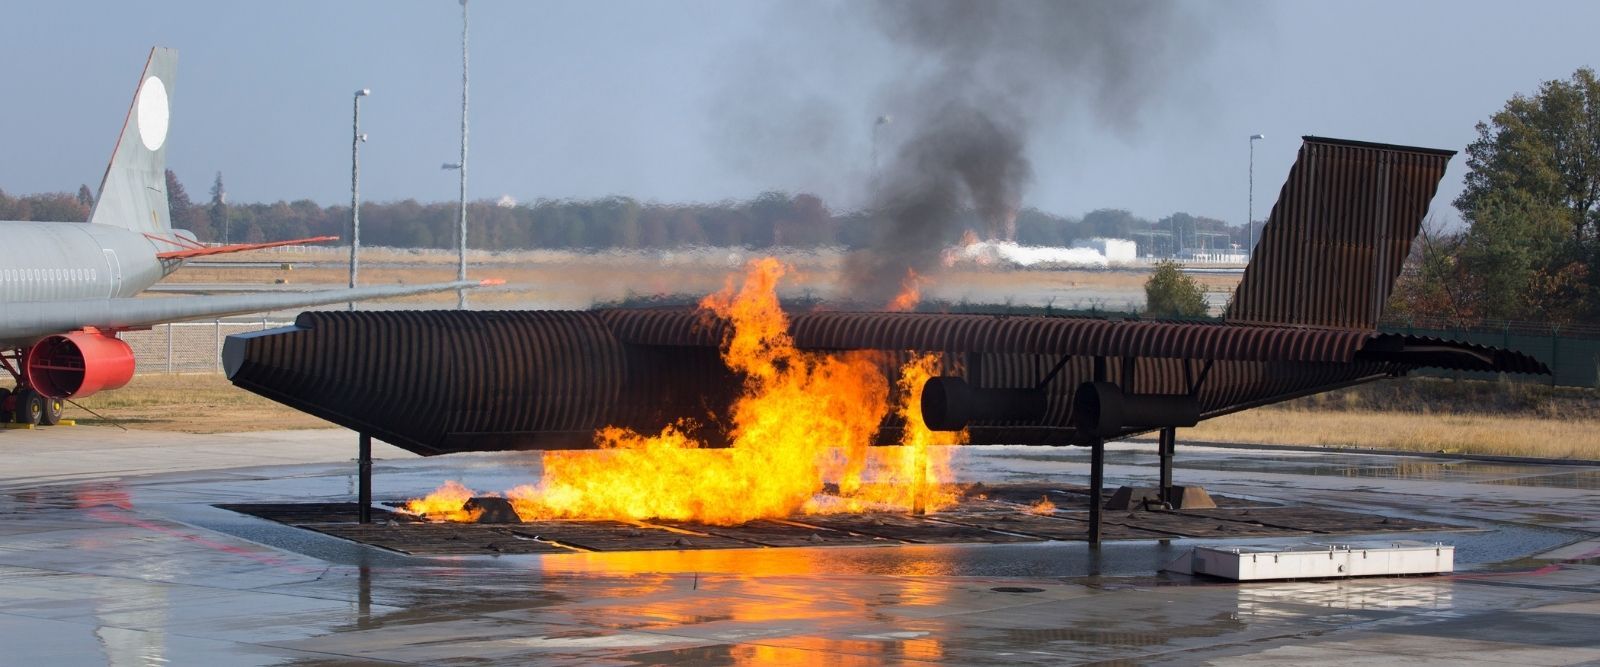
[
  {"x1": 1171, "y1": 506, "x2": 1452, "y2": 534},
  {"x1": 219, "y1": 485, "x2": 1467, "y2": 557}
]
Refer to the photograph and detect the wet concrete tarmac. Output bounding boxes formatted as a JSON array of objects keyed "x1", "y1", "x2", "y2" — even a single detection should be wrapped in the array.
[{"x1": 2, "y1": 427, "x2": 1597, "y2": 665}]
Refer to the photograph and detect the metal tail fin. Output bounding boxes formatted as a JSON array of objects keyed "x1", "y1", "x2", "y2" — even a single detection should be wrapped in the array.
[
  {"x1": 1224, "y1": 136, "x2": 1455, "y2": 330},
  {"x1": 89, "y1": 47, "x2": 177, "y2": 235}
]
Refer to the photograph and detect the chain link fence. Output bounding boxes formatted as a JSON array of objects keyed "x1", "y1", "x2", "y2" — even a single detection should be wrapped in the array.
[
  {"x1": 1381, "y1": 318, "x2": 1600, "y2": 389},
  {"x1": 119, "y1": 319, "x2": 293, "y2": 374}
]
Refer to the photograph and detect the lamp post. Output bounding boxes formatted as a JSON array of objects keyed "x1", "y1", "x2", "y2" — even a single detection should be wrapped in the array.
[
  {"x1": 871, "y1": 114, "x2": 891, "y2": 185},
  {"x1": 349, "y1": 88, "x2": 371, "y2": 310},
  {"x1": 454, "y1": 0, "x2": 470, "y2": 309},
  {"x1": 1172, "y1": 214, "x2": 1180, "y2": 259},
  {"x1": 1248, "y1": 133, "x2": 1264, "y2": 258}
]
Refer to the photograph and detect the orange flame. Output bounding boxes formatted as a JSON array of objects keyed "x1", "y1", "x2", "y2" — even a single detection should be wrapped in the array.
[
  {"x1": 886, "y1": 268, "x2": 925, "y2": 312},
  {"x1": 410, "y1": 257, "x2": 964, "y2": 525},
  {"x1": 829, "y1": 353, "x2": 965, "y2": 514},
  {"x1": 1026, "y1": 496, "x2": 1056, "y2": 515},
  {"x1": 404, "y1": 480, "x2": 485, "y2": 522},
  {"x1": 893, "y1": 354, "x2": 965, "y2": 512}
]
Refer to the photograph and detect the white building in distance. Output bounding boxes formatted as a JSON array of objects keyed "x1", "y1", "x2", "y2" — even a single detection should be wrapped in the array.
[{"x1": 1072, "y1": 238, "x2": 1138, "y2": 265}]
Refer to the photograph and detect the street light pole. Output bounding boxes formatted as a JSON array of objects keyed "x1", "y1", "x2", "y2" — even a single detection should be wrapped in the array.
[
  {"x1": 871, "y1": 114, "x2": 891, "y2": 186},
  {"x1": 349, "y1": 88, "x2": 371, "y2": 310},
  {"x1": 1172, "y1": 214, "x2": 1180, "y2": 259},
  {"x1": 1248, "y1": 133, "x2": 1264, "y2": 257},
  {"x1": 455, "y1": 0, "x2": 470, "y2": 310}
]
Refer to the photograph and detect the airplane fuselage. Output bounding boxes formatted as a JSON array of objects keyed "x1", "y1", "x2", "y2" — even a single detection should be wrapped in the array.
[
  {"x1": 1, "y1": 47, "x2": 480, "y2": 419},
  {"x1": 0, "y1": 220, "x2": 171, "y2": 304},
  {"x1": 0, "y1": 219, "x2": 180, "y2": 348}
]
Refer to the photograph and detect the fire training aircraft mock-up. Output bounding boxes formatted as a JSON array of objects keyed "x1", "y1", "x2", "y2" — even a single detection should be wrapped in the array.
[
  {"x1": 0, "y1": 47, "x2": 486, "y2": 425},
  {"x1": 224, "y1": 136, "x2": 1550, "y2": 456},
  {"x1": 222, "y1": 135, "x2": 1552, "y2": 541}
]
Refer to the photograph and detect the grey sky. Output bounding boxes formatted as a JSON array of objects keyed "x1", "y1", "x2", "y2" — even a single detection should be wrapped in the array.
[{"x1": 2, "y1": 1, "x2": 1595, "y2": 227}]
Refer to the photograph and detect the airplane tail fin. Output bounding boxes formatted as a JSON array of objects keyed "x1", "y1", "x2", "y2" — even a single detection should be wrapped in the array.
[
  {"x1": 1224, "y1": 137, "x2": 1455, "y2": 330},
  {"x1": 89, "y1": 47, "x2": 177, "y2": 235}
]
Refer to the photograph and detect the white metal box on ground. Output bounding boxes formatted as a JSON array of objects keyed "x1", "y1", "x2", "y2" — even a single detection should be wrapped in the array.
[{"x1": 1166, "y1": 541, "x2": 1455, "y2": 581}]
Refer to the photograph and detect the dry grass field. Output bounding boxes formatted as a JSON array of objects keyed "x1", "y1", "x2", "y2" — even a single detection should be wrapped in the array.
[
  {"x1": 27, "y1": 373, "x2": 1599, "y2": 460},
  {"x1": 164, "y1": 246, "x2": 1240, "y2": 310},
  {"x1": 60, "y1": 374, "x2": 332, "y2": 432},
  {"x1": 1191, "y1": 378, "x2": 1600, "y2": 459},
  {"x1": 1190, "y1": 410, "x2": 1599, "y2": 459}
]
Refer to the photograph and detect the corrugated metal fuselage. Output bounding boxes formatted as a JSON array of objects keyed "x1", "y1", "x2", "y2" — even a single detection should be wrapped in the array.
[{"x1": 222, "y1": 309, "x2": 1547, "y2": 456}]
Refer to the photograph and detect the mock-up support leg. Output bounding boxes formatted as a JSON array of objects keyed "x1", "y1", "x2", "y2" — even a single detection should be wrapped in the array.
[
  {"x1": 1089, "y1": 437, "x2": 1104, "y2": 545},
  {"x1": 1159, "y1": 427, "x2": 1176, "y2": 506},
  {"x1": 358, "y1": 432, "x2": 373, "y2": 524}
]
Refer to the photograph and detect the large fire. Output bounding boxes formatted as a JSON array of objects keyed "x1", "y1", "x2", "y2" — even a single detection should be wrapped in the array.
[{"x1": 406, "y1": 258, "x2": 964, "y2": 525}]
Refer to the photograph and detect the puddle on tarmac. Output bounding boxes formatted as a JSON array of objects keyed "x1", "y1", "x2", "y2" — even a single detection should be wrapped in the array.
[
  {"x1": 988, "y1": 450, "x2": 1599, "y2": 489},
  {"x1": 1001, "y1": 611, "x2": 1246, "y2": 647},
  {"x1": 1480, "y1": 469, "x2": 1600, "y2": 489},
  {"x1": 1159, "y1": 456, "x2": 1576, "y2": 483}
]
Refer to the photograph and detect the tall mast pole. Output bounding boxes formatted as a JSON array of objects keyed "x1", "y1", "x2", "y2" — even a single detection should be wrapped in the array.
[
  {"x1": 456, "y1": 0, "x2": 470, "y2": 309},
  {"x1": 349, "y1": 88, "x2": 369, "y2": 310},
  {"x1": 1248, "y1": 134, "x2": 1264, "y2": 258}
]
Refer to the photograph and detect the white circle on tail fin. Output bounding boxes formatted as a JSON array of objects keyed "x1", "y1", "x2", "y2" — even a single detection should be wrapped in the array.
[{"x1": 136, "y1": 76, "x2": 169, "y2": 151}]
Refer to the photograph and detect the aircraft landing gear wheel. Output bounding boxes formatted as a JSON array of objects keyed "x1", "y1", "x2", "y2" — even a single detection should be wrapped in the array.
[
  {"x1": 0, "y1": 387, "x2": 11, "y2": 422},
  {"x1": 14, "y1": 389, "x2": 44, "y2": 426},
  {"x1": 40, "y1": 396, "x2": 64, "y2": 426}
]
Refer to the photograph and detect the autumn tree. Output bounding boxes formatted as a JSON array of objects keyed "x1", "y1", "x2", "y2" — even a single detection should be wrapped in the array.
[
  {"x1": 164, "y1": 170, "x2": 212, "y2": 240},
  {"x1": 1453, "y1": 67, "x2": 1600, "y2": 321},
  {"x1": 1143, "y1": 260, "x2": 1208, "y2": 318},
  {"x1": 1387, "y1": 217, "x2": 1469, "y2": 322},
  {"x1": 9, "y1": 192, "x2": 89, "y2": 223},
  {"x1": 165, "y1": 169, "x2": 192, "y2": 222}
]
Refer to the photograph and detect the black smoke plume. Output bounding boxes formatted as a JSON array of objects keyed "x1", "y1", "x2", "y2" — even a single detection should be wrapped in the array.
[{"x1": 845, "y1": 0, "x2": 1216, "y2": 304}]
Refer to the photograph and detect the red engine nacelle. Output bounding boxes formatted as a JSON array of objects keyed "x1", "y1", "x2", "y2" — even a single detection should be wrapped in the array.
[{"x1": 24, "y1": 331, "x2": 136, "y2": 399}]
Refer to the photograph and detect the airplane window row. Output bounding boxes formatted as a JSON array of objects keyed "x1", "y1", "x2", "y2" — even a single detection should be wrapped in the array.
[{"x1": 1, "y1": 267, "x2": 101, "y2": 282}]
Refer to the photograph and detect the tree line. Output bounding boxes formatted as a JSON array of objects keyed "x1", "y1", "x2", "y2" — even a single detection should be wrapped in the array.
[
  {"x1": 3, "y1": 176, "x2": 1246, "y2": 256},
  {"x1": 1388, "y1": 67, "x2": 1600, "y2": 325}
]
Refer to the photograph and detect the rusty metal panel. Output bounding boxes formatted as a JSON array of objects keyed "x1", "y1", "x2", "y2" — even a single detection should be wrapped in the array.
[{"x1": 1227, "y1": 137, "x2": 1455, "y2": 330}]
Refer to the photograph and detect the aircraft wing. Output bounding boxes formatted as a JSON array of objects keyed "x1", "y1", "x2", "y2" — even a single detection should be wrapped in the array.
[{"x1": 0, "y1": 279, "x2": 493, "y2": 347}]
